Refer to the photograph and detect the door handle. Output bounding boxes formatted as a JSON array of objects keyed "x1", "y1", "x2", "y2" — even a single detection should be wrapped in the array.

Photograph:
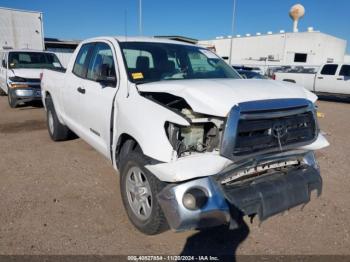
[
  {"x1": 337, "y1": 78, "x2": 344, "y2": 80},
  {"x1": 317, "y1": 77, "x2": 323, "y2": 79},
  {"x1": 77, "y1": 87, "x2": 86, "y2": 94}
]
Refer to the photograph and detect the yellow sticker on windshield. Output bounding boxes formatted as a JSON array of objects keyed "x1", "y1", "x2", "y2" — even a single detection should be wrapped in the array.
[{"x1": 132, "y1": 72, "x2": 144, "y2": 80}]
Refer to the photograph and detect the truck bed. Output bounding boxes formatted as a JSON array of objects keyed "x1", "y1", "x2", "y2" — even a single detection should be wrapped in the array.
[{"x1": 274, "y1": 72, "x2": 316, "y2": 92}]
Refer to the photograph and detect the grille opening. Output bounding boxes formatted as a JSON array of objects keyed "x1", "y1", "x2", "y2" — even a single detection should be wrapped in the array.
[
  {"x1": 233, "y1": 111, "x2": 316, "y2": 156},
  {"x1": 221, "y1": 160, "x2": 301, "y2": 186}
]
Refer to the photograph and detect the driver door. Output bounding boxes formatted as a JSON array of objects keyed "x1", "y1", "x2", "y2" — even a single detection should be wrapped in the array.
[{"x1": 77, "y1": 41, "x2": 118, "y2": 159}]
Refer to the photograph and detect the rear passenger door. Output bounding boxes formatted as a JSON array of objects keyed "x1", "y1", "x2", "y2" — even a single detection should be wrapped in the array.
[
  {"x1": 77, "y1": 41, "x2": 118, "y2": 159},
  {"x1": 315, "y1": 64, "x2": 338, "y2": 93}
]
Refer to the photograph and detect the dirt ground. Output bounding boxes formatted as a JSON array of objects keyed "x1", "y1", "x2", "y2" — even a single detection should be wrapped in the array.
[{"x1": 0, "y1": 96, "x2": 349, "y2": 257}]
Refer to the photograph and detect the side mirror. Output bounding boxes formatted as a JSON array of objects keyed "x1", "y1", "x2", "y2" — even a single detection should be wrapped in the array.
[
  {"x1": 96, "y1": 64, "x2": 116, "y2": 87},
  {"x1": 2, "y1": 60, "x2": 6, "y2": 68}
]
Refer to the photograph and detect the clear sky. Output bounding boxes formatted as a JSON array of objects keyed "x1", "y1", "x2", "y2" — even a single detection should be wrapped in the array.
[{"x1": 1, "y1": 0, "x2": 349, "y2": 53}]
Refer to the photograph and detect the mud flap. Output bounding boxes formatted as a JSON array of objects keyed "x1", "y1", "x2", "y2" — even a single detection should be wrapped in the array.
[{"x1": 222, "y1": 165, "x2": 322, "y2": 221}]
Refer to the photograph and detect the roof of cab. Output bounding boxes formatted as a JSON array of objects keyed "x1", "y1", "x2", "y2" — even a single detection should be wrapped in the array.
[
  {"x1": 78, "y1": 36, "x2": 199, "y2": 47},
  {"x1": 112, "y1": 36, "x2": 197, "y2": 46}
]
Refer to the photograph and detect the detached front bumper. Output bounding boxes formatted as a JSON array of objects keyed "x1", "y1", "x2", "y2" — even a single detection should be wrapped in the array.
[
  {"x1": 157, "y1": 156, "x2": 322, "y2": 232},
  {"x1": 222, "y1": 164, "x2": 322, "y2": 221}
]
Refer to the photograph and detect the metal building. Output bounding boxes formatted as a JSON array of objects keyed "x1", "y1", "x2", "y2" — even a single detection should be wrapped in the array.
[
  {"x1": 44, "y1": 38, "x2": 80, "y2": 67},
  {"x1": 199, "y1": 30, "x2": 347, "y2": 69},
  {"x1": 0, "y1": 7, "x2": 44, "y2": 50}
]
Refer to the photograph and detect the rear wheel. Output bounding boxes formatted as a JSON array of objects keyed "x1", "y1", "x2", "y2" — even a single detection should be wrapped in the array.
[
  {"x1": 46, "y1": 96, "x2": 71, "y2": 141},
  {"x1": 119, "y1": 141, "x2": 168, "y2": 235},
  {"x1": 8, "y1": 89, "x2": 18, "y2": 108}
]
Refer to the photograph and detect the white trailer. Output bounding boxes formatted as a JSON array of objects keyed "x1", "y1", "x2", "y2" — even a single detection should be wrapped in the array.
[{"x1": 0, "y1": 7, "x2": 44, "y2": 51}]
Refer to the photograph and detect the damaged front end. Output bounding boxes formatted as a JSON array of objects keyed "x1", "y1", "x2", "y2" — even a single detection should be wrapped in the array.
[
  {"x1": 142, "y1": 92, "x2": 325, "y2": 231},
  {"x1": 157, "y1": 151, "x2": 322, "y2": 231}
]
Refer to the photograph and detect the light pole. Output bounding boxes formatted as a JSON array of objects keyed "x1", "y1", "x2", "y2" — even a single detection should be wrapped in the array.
[
  {"x1": 138, "y1": 0, "x2": 143, "y2": 35},
  {"x1": 229, "y1": 0, "x2": 236, "y2": 65}
]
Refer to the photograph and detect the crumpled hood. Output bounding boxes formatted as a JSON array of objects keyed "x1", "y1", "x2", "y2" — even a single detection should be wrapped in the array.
[
  {"x1": 137, "y1": 79, "x2": 317, "y2": 117},
  {"x1": 8, "y1": 68, "x2": 43, "y2": 79}
]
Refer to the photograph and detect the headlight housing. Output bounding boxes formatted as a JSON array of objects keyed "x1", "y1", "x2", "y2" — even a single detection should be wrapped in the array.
[
  {"x1": 165, "y1": 119, "x2": 223, "y2": 157},
  {"x1": 8, "y1": 76, "x2": 29, "y2": 89},
  {"x1": 8, "y1": 83, "x2": 29, "y2": 89}
]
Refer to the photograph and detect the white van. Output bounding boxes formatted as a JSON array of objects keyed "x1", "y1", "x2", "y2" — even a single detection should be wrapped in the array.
[{"x1": 0, "y1": 50, "x2": 63, "y2": 108}]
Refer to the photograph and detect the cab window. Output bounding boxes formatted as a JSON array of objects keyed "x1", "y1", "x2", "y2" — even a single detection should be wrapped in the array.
[
  {"x1": 320, "y1": 64, "x2": 338, "y2": 76},
  {"x1": 72, "y1": 43, "x2": 94, "y2": 78},
  {"x1": 87, "y1": 42, "x2": 116, "y2": 82},
  {"x1": 339, "y1": 65, "x2": 350, "y2": 77}
]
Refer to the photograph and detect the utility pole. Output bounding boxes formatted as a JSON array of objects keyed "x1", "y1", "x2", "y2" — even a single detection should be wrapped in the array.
[
  {"x1": 229, "y1": 0, "x2": 236, "y2": 65},
  {"x1": 138, "y1": 0, "x2": 143, "y2": 35}
]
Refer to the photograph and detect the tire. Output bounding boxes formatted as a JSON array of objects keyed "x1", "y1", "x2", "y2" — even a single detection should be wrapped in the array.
[
  {"x1": 8, "y1": 89, "x2": 18, "y2": 108},
  {"x1": 46, "y1": 96, "x2": 71, "y2": 141},
  {"x1": 0, "y1": 88, "x2": 6, "y2": 96},
  {"x1": 119, "y1": 141, "x2": 168, "y2": 235}
]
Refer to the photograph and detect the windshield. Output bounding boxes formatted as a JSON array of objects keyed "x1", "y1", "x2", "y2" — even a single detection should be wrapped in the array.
[
  {"x1": 8, "y1": 52, "x2": 63, "y2": 69},
  {"x1": 119, "y1": 42, "x2": 240, "y2": 84}
]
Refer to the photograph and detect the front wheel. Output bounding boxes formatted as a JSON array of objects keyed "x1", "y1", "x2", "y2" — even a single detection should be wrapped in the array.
[
  {"x1": 120, "y1": 144, "x2": 168, "y2": 235},
  {"x1": 8, "y1": 89, "x2": 18, "y2": 108}
]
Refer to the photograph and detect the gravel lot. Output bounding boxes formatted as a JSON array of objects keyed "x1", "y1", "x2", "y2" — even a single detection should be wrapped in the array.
[{"x1": 0, "y1": 96, "x2": 349, "y2": 257}]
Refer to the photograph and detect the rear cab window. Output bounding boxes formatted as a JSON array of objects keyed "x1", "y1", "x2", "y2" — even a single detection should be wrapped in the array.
[{"x1": 320, "y1": 64, "x2": 338, "y2": 75}]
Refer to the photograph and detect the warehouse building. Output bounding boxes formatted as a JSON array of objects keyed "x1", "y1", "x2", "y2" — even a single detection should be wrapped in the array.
[
  {"x1": 199, "y1": 30, "x2": 347, "y2": 69},
  {"x1": 199, "y1": 4, "x2": 348, "y2": 71}
]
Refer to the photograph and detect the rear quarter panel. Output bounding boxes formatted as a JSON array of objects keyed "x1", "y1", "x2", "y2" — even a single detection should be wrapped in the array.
[
  {"x1": 275, "y1": 72, "x2": 316, "y2": 91},
  {"x1": 41, "y1": 69, "x2": 67, "y2": 124}
]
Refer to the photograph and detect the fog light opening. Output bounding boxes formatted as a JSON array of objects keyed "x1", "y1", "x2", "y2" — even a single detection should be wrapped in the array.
[{"x1": 182, "y1": 187, "x2": 208, "y2": 210}]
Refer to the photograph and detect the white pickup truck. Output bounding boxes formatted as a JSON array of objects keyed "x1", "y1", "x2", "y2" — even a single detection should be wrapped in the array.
[
  {"x1": 274, "y1": 63, "x2": 350, "y2": 97},
  {"x1": 0, "y1": 49, "x2": 63, "y2": 108},
  {"x1": 41, "y1": 36, "x2": 329, "y2": 235}
]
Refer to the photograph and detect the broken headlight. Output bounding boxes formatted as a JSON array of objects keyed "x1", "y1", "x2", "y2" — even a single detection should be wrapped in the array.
[{"x1": 165, "y1": 110, "x2": 224, "y2": 157}]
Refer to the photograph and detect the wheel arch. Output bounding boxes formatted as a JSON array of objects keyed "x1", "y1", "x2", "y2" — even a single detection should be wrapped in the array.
[
  {"x1": 43, "y1": 91, "x2": 51, "y2": 109},
  {"x1": 115, "y1": 133, "x2": 140, "y2": 169}
]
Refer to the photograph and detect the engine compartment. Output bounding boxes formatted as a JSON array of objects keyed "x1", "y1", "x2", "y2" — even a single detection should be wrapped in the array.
[{"x1": 141, "y1": 92, "x2": 224, "y2": 157}]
